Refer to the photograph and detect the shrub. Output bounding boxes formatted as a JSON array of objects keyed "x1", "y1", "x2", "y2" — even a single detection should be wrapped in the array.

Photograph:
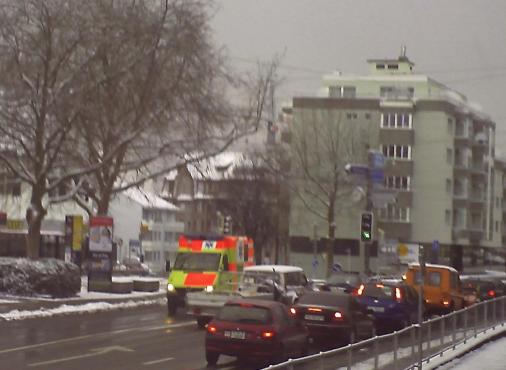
[{"x1": 0, "y1": 257, "x2": 80, "y2": 298}]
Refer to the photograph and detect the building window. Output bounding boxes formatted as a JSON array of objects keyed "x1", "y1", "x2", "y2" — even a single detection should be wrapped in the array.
[
  {"x1": 379, "y1": 205, "x2": 410, "y2": 222},
  {"x1": 381, "y1": 144, "x2": 412, "y2": 159},
  {"x1": 365, "y1": 112, "x2": 371, "y2": 120},
  {"x1": 376, "y1": 64, "x2": 385, "y2": 70},
  {"x1": 445, "y1": 210, "x2": 451, "y2": 225},
  {"x1": 446, "y1": 179, "x2": 452, "y2": 194},
  {"x1": 385, "y1": 176, "x2": 411, "y2": 190},
  {"x1": 495, "y1": 221, "x2": 499, "y2": 232},
  {"x1": 447, "y1": 118, "x2": 453, "y2": 135},
  {"x1": 387, "y1": 64, "x2": 399, "y2": 70},
  {"x1": 380, "y1": 112, "x2": 412, "y2": 128},
  {"x1": 329, "y1": 85, "x2": 356, "y2": 98},
  {"x1": 446, "y1": 148, "x2": 453, "y2": 164}
]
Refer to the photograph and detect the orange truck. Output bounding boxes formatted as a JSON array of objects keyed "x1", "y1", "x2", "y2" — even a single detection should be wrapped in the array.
[{"x1": 166, "y1": 234, "x2": 254, "y2": 318}]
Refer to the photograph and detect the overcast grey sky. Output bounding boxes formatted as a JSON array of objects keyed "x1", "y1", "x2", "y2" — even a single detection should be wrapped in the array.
[{"x1": 211, "y1": 0, "x2": 506, "y2": 152}]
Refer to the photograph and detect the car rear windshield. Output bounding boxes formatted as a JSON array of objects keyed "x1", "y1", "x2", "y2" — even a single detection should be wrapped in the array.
[
  {"x1": 217, "y1": 304, "x2": 272, "y2": 324},
  {"x1": 363, "y1": 284, "x2": 394, "y2": 299},
  {"x1": 327, "y1": 273, "x2": 360, "y2": 285},
  {"x1": 298, "y1": 292, "x2": 348, "y2": 306}
]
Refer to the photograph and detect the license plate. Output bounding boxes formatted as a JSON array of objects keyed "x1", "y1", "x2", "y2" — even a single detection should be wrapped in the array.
[
  {"x1": 368, "y1": 306, "x2": 384, "y2": 312},
  {"x1": 224, "y1": 330, "x2": 246, "y2": 339},
  {"x1": 304, "y1": 314, "x2": 324, "y2": 321}
]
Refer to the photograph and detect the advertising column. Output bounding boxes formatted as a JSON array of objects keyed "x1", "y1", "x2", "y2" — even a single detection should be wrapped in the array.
[{"x1": 88, "y1": 216, "x2": 114, "y2": 289}]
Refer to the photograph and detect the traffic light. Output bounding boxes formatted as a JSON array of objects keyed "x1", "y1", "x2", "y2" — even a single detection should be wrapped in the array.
[
  {"x1": 360, "y1": 212, "x2": 373, "y2": 242},
  {"x1": 223, "y1": 215, "x2": 232, "y2": 235}
]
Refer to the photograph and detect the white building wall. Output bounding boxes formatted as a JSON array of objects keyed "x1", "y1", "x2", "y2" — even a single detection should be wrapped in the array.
[{"x1": 108, "y1": 193, "x2": 143, "y2": 264}]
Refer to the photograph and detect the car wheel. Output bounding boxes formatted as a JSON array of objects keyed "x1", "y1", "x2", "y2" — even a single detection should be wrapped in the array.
[
  {"x1": 299, "y1": 338, "x2": 309, "y2": 358},
  {"x1": 197, "y1": 317, "x2": 209, "y2": 329},
  {"x1": 167, "y1": 300, "x2": 177, "y2": 316},
  {"x1": 205, "y1": 350, "x2": 219, "y2": 366},
  {"x1": 275, "y1": 345, "x2": 287, "y2": 364}
]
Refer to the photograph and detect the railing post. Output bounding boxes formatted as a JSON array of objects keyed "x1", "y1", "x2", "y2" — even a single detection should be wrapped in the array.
[
  {"x1": 493, "y1": 298, "x2": 497, "y2": 328},
  {"x1": 418, "y1": 324, "x2": 423, "y2": 370},
  {"x1": 319, "y1": 351, "x2": 324, "y2": 370},
  {"x1": 427, "y1": 321, "x2": 431, "y2": 351},
  {"x1": 374, "y1": 336, "x2": 379, "y2": 370},
  {"x1": 411, "y1": 326, "x2": 416, "y2": 356},
  {"x1": 452, "y1": 313, "x2": 456, "y2": 347},
  {"x1": 474, "y1": 305, "x2": 478, "y2": 338},
  {"x1": 484, "y1": 301, "x2": 488, "y2": 331},
  {"x1": 347, "y1": 344, "x2": 352, "y2": 370},
  {"x1": 393, "y1": 332, "x2": 398, "y2": 370},
  {"x1": 463, "y1": 308, "x2": 468, "y2": 343},
  {"x1": 440, "y1": 316, "x2": 445, "y2": 348}
]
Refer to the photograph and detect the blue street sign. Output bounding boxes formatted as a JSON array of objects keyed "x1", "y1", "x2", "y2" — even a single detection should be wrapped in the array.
[
  {"x1": 332, "y1": 263, "x2": 342, "y2": 272},
  {"x1": 432, "y1": 240, "x2": 440, "y2": 252},
  {"x1": 346, "y1": 164, "x2": 369, "y2": 176},
  {"x1": 368, "y1": 151, "x2": 386, "y2": 169},
  {"x1": 369, "y1": 168, "x2": 385, "y2": 184}
]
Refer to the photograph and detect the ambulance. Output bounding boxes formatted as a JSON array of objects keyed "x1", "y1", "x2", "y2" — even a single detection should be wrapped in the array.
[{"x1": 166, "y1": 234, "x2": 254, "y2": 315}]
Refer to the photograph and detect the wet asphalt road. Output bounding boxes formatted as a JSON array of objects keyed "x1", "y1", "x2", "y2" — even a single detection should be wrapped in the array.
[{"x1": 0, "y1": 304, "x2": 254, "y2": 370}]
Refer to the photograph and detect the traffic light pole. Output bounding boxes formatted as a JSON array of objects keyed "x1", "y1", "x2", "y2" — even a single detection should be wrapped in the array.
[{"x1": 363, "y1": 180, "x2": 373, "y2": 275}]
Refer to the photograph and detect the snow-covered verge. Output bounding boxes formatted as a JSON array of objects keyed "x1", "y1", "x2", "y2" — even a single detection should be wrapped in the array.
[
  {"x1": 0, "y1": 297, "x2": 166, "y2": 321},
  {"x1": 0, "y1": 257, "x2": 80, "y2": 297},
  {"x1": 438, "y1": 336, "x2": 506, "y2": 370}
]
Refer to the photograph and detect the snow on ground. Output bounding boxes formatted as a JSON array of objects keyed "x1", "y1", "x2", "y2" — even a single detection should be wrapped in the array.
[
  {"x1": 0, "y1": 276, "x2": 167, "y2": 321},
  {"x1": 438, "y1": 336, "x2": 506, "y2": 370},
  {"x1": 0, "y1": 298, "x2": 166, "y2": 321}
]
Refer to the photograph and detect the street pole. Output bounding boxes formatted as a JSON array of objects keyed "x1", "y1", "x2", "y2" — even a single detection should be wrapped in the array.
[{"x1": 312, "y1": 223, "x2": 317, "y2": 279}]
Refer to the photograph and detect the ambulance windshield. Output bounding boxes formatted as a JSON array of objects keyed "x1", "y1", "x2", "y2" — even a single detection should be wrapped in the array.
[{"x1": 173, "y1": 252, "x2": 221, "y2": 271}]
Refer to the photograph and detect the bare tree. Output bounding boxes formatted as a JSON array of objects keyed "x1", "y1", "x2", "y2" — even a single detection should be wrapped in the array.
[
  {"x1": 71, "y1": 1, "x2": 277, "y2": 216},
  {"x1": 289, "y1": 111, "x2": 371, "y2": 276},
  {"x1": 0, "y1": 0, "x2": 276, "y2": 259},
  {"x1": 216, "y1": 154, "x2": 285, "y2": 264},
  {"x1": 0, "y1": 0, "x2": 105, "y2": 258}
]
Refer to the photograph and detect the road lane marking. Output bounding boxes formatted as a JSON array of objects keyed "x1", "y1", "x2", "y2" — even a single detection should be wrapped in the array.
[
  {"x1": 28, "y1": 346, "x2": 134, "y2": 367},
  {"x1": 139, "y1": 321, "x2": 194, "y2": 331},
  {"x1": 142, "y1": 357, "x2": 174, "y2": 365},
  {"x1": 0, "y1": 321, "x2": 193, "y2": 354}
]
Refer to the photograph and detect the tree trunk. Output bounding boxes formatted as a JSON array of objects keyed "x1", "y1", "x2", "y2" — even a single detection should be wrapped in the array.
[
  {"x1": 326, "y1": 223, "x2": 335, "y2": 277},
  {"x1": 25, "y1": 191, "x2": 47, "y2": 259},
  {"x1": 97, "y1": 190, "x2": 112, "y2": 215}
]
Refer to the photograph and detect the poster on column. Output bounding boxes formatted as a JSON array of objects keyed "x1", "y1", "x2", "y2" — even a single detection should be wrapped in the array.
[{"x1": 89, "y1": 216, "x2": 113, "y2": 252}]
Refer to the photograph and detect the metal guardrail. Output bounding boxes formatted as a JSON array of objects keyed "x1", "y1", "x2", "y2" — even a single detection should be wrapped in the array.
[{"x1": 263, "y1": 296, "x2": 506, "y2": 370}]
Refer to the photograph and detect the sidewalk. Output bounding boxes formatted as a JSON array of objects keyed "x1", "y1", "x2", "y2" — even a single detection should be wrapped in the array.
[{"x1": 0, "y1": 275, "x2": 167, "y2": 320}]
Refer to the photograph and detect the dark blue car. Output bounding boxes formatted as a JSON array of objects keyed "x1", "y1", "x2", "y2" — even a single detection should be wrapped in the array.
[{"x1": 356, "y1": 281, "x2": 420, "y2": 332}]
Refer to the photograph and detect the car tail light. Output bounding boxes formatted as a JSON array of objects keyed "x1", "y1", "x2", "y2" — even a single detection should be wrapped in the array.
[
  {"x1": 207, "y1": 325, "x2": 217, "y2": 334},
  {"x1": 357, "y1": 284, "x2": 365, "y2": 296},
  {"x1": 442, "y1": 299, "x2": 451, "y2": 307},
  {"x1": 488, "y1": 290, "x2": 496, "y2": 297},
  {"x1": 289, "y1": 307, "x2": 296, "y2": 315},
  {"x1": 308, "y1": 307, "x2": 322, "y2": 312},
  {"x1": 333, "y1": 311, "x2": 344, "y2": 320},
  {"x1": 395, "y1": 287, "x2": 402, "y2": 302},
  {"x1": 261, "y1": 330, "x2": 276, "y2": 339}
]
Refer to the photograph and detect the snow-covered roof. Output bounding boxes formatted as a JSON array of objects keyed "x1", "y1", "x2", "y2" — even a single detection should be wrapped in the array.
[
  {"x1": 244, "y1": 265, "x2": 304, "y2": 273},
  {"x1": 408, "y1": 262, "x2": 458, "y2": 274},
  {"x1": 165, "y1": 152, "x2": 256, "y2": 182},
  {"x1": 123, "y1": 188, "x2": 178, "y2": 211}
]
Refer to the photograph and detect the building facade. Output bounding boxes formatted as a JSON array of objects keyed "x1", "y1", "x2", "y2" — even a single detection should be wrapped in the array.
[
  {"x1": 289, "y1": 53, "x2": 502, "y2": 275},
  {"x1": 109, "y1": 188, "x2": 184, "y2": 272}
]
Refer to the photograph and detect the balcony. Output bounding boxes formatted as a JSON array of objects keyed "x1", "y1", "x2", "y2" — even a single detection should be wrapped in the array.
[
  {"x1": 469, "y1": 162, "x2": 487, "y2": 176},
  {"x1": 378, "y1": 221, "x2": 412, "y2": 240}
]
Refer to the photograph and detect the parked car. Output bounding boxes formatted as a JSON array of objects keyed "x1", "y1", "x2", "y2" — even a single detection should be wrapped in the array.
[
  {"x1": 460, "y1": 278, "x2": 504, "y2": 302},
  {"x1": 290, "y1": 291, "x2": 375, "y2": 345},
  {"x1": 405, "y1": 263, "x2": 464, "y2": 314},
  {"x1": 321, "y1": 271, "x2": 365, "y2": 294},
  {"x1": 239, "y1": 265, "x2": 311, "y2": 304},
  {"x1": 205, "y1": 299, "x2": 308, "y2": 366},
  {"x1": 355, "y1": 281, "x2": 420, "y2": 332},
  {"x1": 461, "y1": 281, "x2": 479, "y2": 306}
]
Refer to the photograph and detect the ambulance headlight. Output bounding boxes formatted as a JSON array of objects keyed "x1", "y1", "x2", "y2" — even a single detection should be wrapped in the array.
[
  {"x1": 167, "y1": 283, "x2": 175, "y2": 292},
  {"x1": 205, "y1": 285, "x2": 214, "y2": 293}
]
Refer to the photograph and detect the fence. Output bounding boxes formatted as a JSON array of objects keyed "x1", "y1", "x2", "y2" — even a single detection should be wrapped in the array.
[{"x1": 263, "y1": 296, "x2": 506, "y2": 370}]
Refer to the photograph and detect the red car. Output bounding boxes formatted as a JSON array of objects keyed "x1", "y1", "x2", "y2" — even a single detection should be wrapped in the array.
[{"x1": 205, "y1": 299, "x2": 309, "y2": 366}]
